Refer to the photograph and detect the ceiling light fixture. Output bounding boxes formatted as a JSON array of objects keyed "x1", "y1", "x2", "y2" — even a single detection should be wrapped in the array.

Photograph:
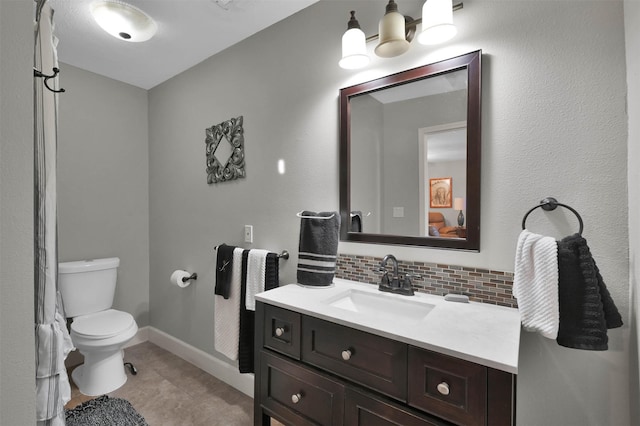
[
  {"x1": 91, "y1": 1, "x2": 157, "y2": 43},
  {"x1": 339, "y1": 0, "x2": 463, "y2": 70}
]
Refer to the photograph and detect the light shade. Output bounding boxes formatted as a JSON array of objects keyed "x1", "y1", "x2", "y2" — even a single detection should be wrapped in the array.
[
  {"x1": 374, "y1": 0, "x2": 410, "y2": 58},
  {"x1": 418, "y1": 0, "x2": 457, "y2": 45},
  {"x1": 339, "y1": 11, "x2": 370, "y2": 70},
  {"x1": 91, "y1": 1, "x2": 157, "y2": 43},
  {"x1": 454, "y1": 197, "x2": 465, "y2": 210}
]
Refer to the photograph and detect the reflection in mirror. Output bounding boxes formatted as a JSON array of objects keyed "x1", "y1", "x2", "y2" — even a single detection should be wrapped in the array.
[{"x1": 340, "y1": 51, "x2": 481, "y2": 250}]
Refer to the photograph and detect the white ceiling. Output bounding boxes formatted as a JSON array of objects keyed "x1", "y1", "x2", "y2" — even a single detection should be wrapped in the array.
[{"x1": 48, "y1": 0, "x2": 319, "y2": 90}]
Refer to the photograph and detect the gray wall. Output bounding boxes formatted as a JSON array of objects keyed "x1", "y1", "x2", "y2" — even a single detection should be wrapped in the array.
[
  {"x1": 57, "y1": 64, "x2": 150, "y2": 326},
  {"x1": 0, "y1": 1, "x2": 36, "y2": 424},
  {"x1": 625, "y1": 0, "x2": 640, "y2": 422},
  {"x1": 147, "y1": 1, "x2": 631, "y2": 425}
]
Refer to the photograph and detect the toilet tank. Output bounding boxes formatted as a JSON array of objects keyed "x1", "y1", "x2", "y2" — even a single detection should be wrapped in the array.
[{"x1": 58, "y1": 257, "x2": 120, "y2": 318}]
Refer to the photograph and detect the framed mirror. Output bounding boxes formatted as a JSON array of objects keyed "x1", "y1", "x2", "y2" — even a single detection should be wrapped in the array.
[{"x1": 339, "y1": 50, "x2": 481, "y2": 250}]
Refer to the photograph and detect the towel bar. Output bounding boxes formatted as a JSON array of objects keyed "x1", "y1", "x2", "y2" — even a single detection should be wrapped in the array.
[{"x1": 213, "y1": 246, "x2": 289, "y2": 259}]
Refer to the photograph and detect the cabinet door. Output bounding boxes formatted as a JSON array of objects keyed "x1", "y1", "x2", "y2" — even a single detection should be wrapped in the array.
[
  {"x1": 302, "y1": 315, "x2": 407, "y2": 401},
  {"x1": 345, "y1": 387, "x2": 451, "y2": 426},
  {"x1": 408, "y1": 347, "x2": 486, "y2": 426},
  {"x1": 259, "y1": 351, "x2": 344, "y2": 426},
  {"x1": 263, "y1": 304, "x2": 301, "y2": 359}
]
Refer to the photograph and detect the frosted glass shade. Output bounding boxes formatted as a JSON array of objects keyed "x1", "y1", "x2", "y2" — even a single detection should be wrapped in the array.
[
  {"x1": 339, "y1": 27, "x2": 370, "y2": 69},
  {"x1": 418, "y1": 0, "x2": 457, "y2": 45},
  {"x1": 374, "y1": 2, "x2": 410, "y2": 58},
  {"x1": 91, "y1": 1, "x2": 157, "y2": 42}
]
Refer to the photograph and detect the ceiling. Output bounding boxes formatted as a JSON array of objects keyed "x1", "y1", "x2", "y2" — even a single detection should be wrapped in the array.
[{"x1": 48, "y1": 0, "x2": 319, "y2": 90}]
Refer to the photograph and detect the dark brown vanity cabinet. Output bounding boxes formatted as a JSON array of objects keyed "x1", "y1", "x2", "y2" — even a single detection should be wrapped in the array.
[{"x1": 254, "y1": 302, "x2": 516, "y2": 426}]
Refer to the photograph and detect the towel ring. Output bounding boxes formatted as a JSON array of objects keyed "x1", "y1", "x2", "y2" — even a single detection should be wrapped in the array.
[{"x1": 521, "y1": 197, "x2": 584, "y2": 235}]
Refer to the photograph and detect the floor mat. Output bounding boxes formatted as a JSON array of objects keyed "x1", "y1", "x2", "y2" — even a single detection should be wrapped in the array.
[{"x1": 65, "y1": 395, "x2": 148, "y2": 426}]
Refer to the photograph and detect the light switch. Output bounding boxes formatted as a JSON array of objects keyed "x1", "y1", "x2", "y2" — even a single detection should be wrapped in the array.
[
  {"x1": 393, "y1": 207, "x2": 404, "y2": 218},
  {"x1": 244, "y1": 225, "x2": 253, "y2": 243}
]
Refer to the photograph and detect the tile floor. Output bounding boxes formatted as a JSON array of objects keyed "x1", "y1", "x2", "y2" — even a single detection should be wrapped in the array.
[{"x1": 66, "y1": 341, "x2": 254, "y2": 425}]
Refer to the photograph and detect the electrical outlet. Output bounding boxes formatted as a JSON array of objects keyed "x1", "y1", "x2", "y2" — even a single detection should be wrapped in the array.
[{"x1": 244, "y1": 225, "x2": 253, "y2": 243}]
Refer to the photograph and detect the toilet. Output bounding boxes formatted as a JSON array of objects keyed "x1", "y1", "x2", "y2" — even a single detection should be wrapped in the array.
[{"x1": 58, "y1": 257, "x2": 138, "y2": 396}]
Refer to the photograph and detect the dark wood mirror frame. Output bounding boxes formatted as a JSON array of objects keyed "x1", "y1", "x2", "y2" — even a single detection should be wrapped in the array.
[{"x1": 339, "y1": 50, "x2": 481, "y2": 250}]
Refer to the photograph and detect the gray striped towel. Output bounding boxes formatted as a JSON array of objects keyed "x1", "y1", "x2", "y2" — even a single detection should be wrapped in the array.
[{"x1": 297, "y1": 211, "x2": 340, "y2": 287}]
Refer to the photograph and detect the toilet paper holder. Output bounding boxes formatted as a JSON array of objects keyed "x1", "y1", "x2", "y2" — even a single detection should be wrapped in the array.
[{"x1": 182, "y1": 272, "x2": 198, "y2": 283}]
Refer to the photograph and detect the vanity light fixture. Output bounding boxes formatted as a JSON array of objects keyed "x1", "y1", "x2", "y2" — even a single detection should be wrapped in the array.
[
  {"x1": 375, "y1": 0, "x2": 410, "y2": 58},
  {"x1": 90, "y1": 0, "x2": 157, "y2": 42},
  {"x1": 339, "y1": 0, "x2": 462, "y2": 69},
  {"x1": 339, "y1": 11, "x2": 370, "y2": 69}
]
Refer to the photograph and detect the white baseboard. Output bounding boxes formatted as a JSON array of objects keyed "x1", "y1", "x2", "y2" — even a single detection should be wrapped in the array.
[
  {"x1": 125, "y1": 325, "x2": 150, "y2": 348},
  {"x1": 146, "y1": 327, "x2": 254, "y2": 398}
]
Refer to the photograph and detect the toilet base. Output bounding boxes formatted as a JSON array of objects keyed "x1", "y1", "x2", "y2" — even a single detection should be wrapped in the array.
[{"x1": 72, "y1": 349, "x2": 128, "y2": 396}]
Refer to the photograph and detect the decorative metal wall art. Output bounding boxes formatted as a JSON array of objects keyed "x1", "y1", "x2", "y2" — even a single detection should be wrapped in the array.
[{"x1": 205, "y1": 116, "x2": 246, "y2": 184}]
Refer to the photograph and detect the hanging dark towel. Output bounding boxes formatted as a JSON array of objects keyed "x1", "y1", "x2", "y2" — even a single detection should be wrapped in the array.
[
  {"x1": 297, "y1": 211, "x2": 340, "y2": 287},
  {"x1": 214, "y1": 244, "x2": 236, "y2": 299},
  {"x1": 238, "y1": 251, "x2": 279, "y2": 374},
  {"x1": 556, "y1": 234, "x2": 623, "y2": 350},
  {"x1": 350, "y1": 211, "x2": 363, "y2": 232}
]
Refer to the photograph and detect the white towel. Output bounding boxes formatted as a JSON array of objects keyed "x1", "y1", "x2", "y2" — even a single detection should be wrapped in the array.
[
  {"x1": 214, "y1": 247, "x2": 243, "y2": 360},
  {"x1": 513, "y1": 229, "x2": 559, "y2": 339},
  {"x1": 245, "y1": 249, "x2": 269, "y2": 311}
]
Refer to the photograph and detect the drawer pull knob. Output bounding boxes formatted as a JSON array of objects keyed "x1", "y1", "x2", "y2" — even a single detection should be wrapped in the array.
[
  {"x1": 437, "y1": 382, "x2": 450, "y2": 396},
  {"x1": 275, "y1": 327, "x2": 285, "y2": 337},
  {"x1": 291, "y1": 393, "x2": 302, "y2": 404},
  {"x1": 341, "y1": 349, "x2": 352, "y2": 361}
]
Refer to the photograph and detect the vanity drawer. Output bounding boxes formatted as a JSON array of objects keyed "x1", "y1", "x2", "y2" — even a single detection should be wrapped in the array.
[
  {"x1": 345, "y1": 387, "x2": 451, "y2": 426},
  {"x1": 408, "y1": 347, "x2": 486, "y2": 426},
  {"x1": 263, "y1": 304, "x2": 301, "y2": 359},
  {"x1": 260, "y1": 351, "x2": 344, "y2": 426},
  {"x1": 301, "y1": 315, "x2": 407, "y2": 401}
]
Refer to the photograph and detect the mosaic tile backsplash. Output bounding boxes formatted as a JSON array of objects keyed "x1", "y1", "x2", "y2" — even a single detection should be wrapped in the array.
[{"x1": 336, "y1": 254, "x2": 517, "y2": 308}]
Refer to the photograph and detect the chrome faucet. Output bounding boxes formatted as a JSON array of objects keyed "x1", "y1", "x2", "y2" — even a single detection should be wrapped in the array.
[{"x1": 378, "y1": 254, "x2": 416, "y2": 296}]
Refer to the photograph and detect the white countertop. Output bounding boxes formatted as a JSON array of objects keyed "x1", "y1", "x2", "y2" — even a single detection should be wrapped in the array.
[{"x1": 256, "y1": 278, "x2": 520, "y2": 374}]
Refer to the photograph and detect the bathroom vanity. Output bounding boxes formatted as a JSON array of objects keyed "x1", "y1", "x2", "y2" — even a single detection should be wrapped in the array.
[{"x1": 253, "y1": 279, "x2": 520, "y2": 426}]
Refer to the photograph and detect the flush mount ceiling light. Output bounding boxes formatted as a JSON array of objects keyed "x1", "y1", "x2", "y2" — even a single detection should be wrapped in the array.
[
  {"x1": 91, "y1": 1, "x2": 157, "y2": 42},
  {"x1": 339, "y1": 0, "x2": 462, "y2": 70}
]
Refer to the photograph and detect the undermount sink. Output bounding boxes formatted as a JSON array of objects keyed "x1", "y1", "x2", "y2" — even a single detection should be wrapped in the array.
[{"x1": 324, "y1": 289, "x2": 435, "y2": 324}]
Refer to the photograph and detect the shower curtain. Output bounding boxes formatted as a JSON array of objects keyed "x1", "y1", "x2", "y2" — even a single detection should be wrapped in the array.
[{"x1": 34, "y1": 1, "x2": 74, "y2": 424}]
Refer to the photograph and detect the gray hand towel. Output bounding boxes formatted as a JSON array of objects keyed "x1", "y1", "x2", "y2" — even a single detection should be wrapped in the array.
[
  {"x1": 297, "y1": 211, "x2": 340, "y2": 287},
  {"x1": 556, "y1": 234, "x2": 623, "y2": 350}
]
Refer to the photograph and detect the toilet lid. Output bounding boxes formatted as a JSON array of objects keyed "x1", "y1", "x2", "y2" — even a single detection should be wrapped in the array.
[{"x1": 72, "y1": 309, "x2": 135, "y2": 339}]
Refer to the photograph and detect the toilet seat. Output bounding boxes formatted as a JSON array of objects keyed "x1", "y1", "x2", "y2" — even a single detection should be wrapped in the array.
[{"x1": 71, "y1": 309, "x2": 136, "y2": 339}]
